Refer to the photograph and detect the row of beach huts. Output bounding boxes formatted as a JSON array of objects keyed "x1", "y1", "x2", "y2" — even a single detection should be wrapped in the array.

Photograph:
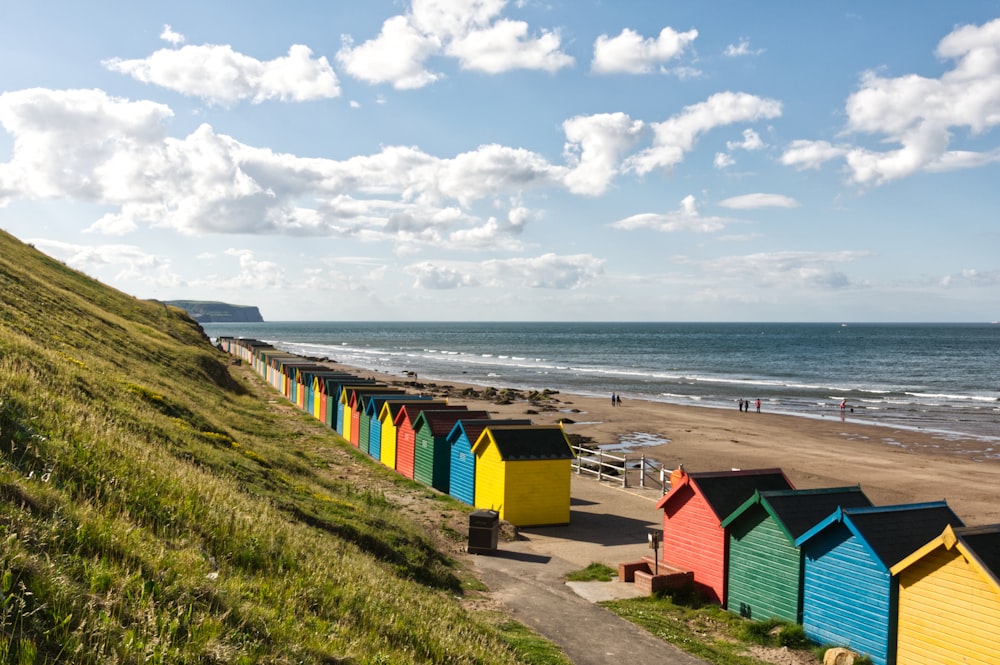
[
  {"x1": 216, "y1": 337, "x2": 999, "y2": 665},
  {"x1": 647, "y1": 467, "x2": 999, "y2": 665},
  {"x1": 216, "y1": 336, "x2": 577, "y2": 528}
]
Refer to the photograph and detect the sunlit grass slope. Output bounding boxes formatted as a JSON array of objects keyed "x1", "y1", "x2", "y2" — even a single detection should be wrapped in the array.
[{"x1": 0, "y1": 229, "x2": 559, "y2": 664}]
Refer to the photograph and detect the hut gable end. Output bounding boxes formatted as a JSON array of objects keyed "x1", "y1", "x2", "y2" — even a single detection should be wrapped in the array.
[
  {"x1": 723, "y1": 486, "x2": 873, "y2": 543},
  {"x1": 846, "y1": 502, "x2": 965, "y2": 569}
]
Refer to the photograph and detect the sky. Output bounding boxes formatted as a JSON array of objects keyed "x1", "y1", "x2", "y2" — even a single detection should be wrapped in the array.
[{"x1": 2, "y1": 2, "x2": 1000, "y2": 322}]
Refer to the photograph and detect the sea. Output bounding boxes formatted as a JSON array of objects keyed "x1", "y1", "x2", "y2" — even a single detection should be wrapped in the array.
[{"x1": 200, "y1": 321, "x2": 1000, "y2": 446}]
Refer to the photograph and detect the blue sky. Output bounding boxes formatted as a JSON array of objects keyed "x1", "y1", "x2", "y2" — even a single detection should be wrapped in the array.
[{"x1": 2, "y1": 1, "x2": 1000, "y2": 322}]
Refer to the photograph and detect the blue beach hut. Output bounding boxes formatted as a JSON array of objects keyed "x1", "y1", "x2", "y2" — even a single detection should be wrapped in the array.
[
  {"x1": 720, "y1": 486, "x2": 872, "y2": 623},
  {"x1": 795, "y1": 501, "x2": 964, "y2": 665}
]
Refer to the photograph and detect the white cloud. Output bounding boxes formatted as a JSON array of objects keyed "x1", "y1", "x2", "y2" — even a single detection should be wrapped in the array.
[
  {"x1": 780, "y1": 139, "x2": 849, "y2": 170},
  {"x1": 104, "y1": 43, "x2": 340, "y2": 105},
  {"x1": 939, "y1": 268, "x2": 1000, "y2": 287},
  {"x1": 723, "y1": 38, "x2": 763, "y2": 57},
  {"x1": 0, "y1": 84, "x2": 790, "y2": 267},
  {"x1": 409, "y1": 0, "x2": 507, "y2": 41},
  {"x1": 718, "y1": 193, "x2": 799, "y2": 209},
  {"x1": 692, "y1": 250, "x2": 871, "y2": 289},
  {"x1": 408, "y1": 252, "x2": 603, "y2": 289},
  {"x1": 443, "y1": 207, "x2": 529, "y2": 251},
  {"x1": 160, "y1": 25, "x2": 185, "y2": 46},
  {"x1": 28, "y1": 238, "x2": 183, "y2": 287},
  {"x1": 446, "y1": 19, "x2": 573, "y2": 73},
  {"x1": 407, "y1": 262, "x2": 482, "y2": 289},
  {"x1": 714, "y1": 152, "x2": 735, "y2": 169},
  {"x1": 592, "y1": 26, "x2": 698, "y2": 74},
  {"x1": 715, "y1": 129, "x2": 765, "y2": 168},
  {"x1": 337, "y1": 0, "x2": 571, "y2": 89},
  {"x1": 626, "y1": 92, "x2": 782, "y2": 175},
  {"x1": 0, "y1": 88, "x2": 563, "y2": 245},
  {"x1": 562, "y1": 112, "x2": 644, "y2": 195},
  {"x1": 336, "y1": 16, "x2": 442, "y2": 90},
  {"x1": 212, "y1": 248, "x2": 289, "y2": 289},
  {"x1": 0, "y1": 88, "x2": 173, "y2": 201},
  {"x1": 727, "y1": 128, "x2": 765, "y2": 151},
  {"x1": 610, "y1": 194, "x2": 730, "y2": 233},
  {"x1": 786, "y1": 17, "x2": 1000, "y2": 185}
]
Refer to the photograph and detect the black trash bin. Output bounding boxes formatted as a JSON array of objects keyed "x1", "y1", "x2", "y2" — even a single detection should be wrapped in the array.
[{"x1": 468, "y1": 509, "x2": 499, "y2": 554}]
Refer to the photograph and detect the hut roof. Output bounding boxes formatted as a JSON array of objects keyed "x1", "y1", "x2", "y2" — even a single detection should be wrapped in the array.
[
  {"x1": 798, "y1": 501, "x2": 965, "y2": 568},
  {"x1": 473, "y1": 425, "x2": 573, "y2": 461},
  {"x1": 722, "y1": 486, "x2": 873, "y2": 541},
  {"x1": 961, "y1": 524, "x2": 1000, "y2": 580},
  {"x1": 380, "y1": 399, "x2": 447, "y2": 421},
  {"x1": 657, "y1": 468, "x2": 793, "y2": 520},
  {"x1": 414, "y1": 410, "x2": 491, "y2": 436},
  {"x1": 447, "y1": 419, "x2": 532, "y2": 446},
  {"x1": 891, "y1": 523, "x2": 1000, "y2": 589},
  {"x1": 393, "y1": 403, "x2": 467, "y2": 427}
]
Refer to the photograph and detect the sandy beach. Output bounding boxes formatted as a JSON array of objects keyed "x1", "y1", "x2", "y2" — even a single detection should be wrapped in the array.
[{"x1": 332, "y1": 361, "x2": 1000, "y2": 526}]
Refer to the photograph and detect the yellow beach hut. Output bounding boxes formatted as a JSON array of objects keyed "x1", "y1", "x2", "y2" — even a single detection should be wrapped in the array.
[
  {"x1": 890, "y1": 523, "x2": 1000, "y2": 665},
  {"x1": 471, "y1": 424, "x2": 574, "y2": 527},
  {"x1": 377, "y1": 399, "x2": 446, "y2": 471}
]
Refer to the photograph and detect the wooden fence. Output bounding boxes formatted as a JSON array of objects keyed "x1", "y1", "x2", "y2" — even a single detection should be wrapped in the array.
[{"x1": 570, "y1": 444, "x2": 667, "y2": 494}]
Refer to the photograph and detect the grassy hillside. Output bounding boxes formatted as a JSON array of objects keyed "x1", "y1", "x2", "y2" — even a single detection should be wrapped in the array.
[{"x1": 0, "y1": 229, "x2": 564, "y2": 664}]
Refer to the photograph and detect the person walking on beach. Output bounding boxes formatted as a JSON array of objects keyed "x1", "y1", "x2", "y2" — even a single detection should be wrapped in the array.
[
  {"x1": 611, "y1": 393, "x2": 617, "y2": 407},
  {"x1": 755, "y1": 398, "x2": 761, "y2": 413},
  {"x1": 738, "y1": 398, "x2": 744, "y2": 411},
  {"x1": 616, "y1": 394, "x2": 622, "y2": 406}
]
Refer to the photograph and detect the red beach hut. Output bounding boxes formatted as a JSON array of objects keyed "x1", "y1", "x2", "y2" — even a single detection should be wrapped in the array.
[
  {"x1": 393, "y1": 405, "x2": 468, "y2": 480},
  {"x1": 655, "y1": 467, "x2": 793, "y2": 605}
]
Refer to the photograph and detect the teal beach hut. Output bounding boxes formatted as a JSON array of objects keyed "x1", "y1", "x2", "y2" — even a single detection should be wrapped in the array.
[{"x1": 412, "y1": 409, "x2": 490, "y2": 493}]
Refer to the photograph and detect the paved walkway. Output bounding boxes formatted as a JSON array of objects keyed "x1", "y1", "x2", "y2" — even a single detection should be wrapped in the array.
[{"x1": 471, "y1": 475, "x2": 708, "y2": 665}]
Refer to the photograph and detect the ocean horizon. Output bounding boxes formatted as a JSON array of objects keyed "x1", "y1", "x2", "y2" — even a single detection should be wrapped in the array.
[{"x1": 201, "y1": 321, "x2": 1000, "y2": 448}]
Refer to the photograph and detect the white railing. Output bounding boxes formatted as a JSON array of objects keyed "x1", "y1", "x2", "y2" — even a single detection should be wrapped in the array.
[{"x1": 571, "y1": 444, "x2": 667, "y2": 493}]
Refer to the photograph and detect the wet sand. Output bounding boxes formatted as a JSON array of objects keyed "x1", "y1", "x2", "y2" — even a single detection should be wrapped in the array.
[{"x1": 334, "y1": 362, "x2": 1000, "y2": 526}]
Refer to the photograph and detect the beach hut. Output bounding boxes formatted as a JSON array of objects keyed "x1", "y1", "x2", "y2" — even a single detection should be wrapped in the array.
[
  {"x1": 889, "y1": 523, "x2": 1000, "y2": 665},
  {"x1": 292, "y1": 365, "x2": 327, "y2": 412},
  {"x1": 377, "y1": 400, "x2": 446, "y2": 471},
  {"x1": 472, "y1": 424, "x2": 574, "y2": 527},
  {"x1": 351, "y1": 388, "x2": 406, "y2": 451},
  {"x1": 412, "y1": 409, "x2": 489, "y2": 493},
  {"x1": 795, "y1": 502, "x2": 964, "y2": 665},
  {"x1": 339, "y1": 384, "x2": 390, "y2": 441},
  {"x1": 325, "y1": 377, "x2": 376, "y2": 431},
  {"x1": 447, "y1": 418, "x2": 531, "y2": 506},
  {"x1": 297, "y1": 368, "x2": 344, "y2": 417},
  {"x1": 394, "y1": 405, "x2": 468, "y2": 480},
  {"x1": 312, "y1": 372, "x2": 360, "y2": 425},
  {"x1": 363, "y1": 395, "x2": 436, "y2": 461},
  {"x1": 720, "y1": 486, "x2": 872, "y2": 623},
  {"x1": 654, "y1": 467, "x2": 794, "y2": 605}
]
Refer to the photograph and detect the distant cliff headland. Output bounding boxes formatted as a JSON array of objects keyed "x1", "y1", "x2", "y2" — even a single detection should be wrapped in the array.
[{"x1": 164, "y1": 300, "x2": 264, "y2": 323}]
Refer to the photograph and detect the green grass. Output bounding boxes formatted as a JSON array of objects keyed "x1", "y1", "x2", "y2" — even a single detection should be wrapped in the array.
[
  {"x1": 565, "y1": 562, "x2": 617, "y2": 582},
  {"x1": 0, "y1": 229, "x2": 564, "y2": 664},
  {"x1": 602, "y1": 594, "x2": 820, "y2": 665},
  {"x1": 490, "y1": 620, "x2": 572, "y2": 665}
]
